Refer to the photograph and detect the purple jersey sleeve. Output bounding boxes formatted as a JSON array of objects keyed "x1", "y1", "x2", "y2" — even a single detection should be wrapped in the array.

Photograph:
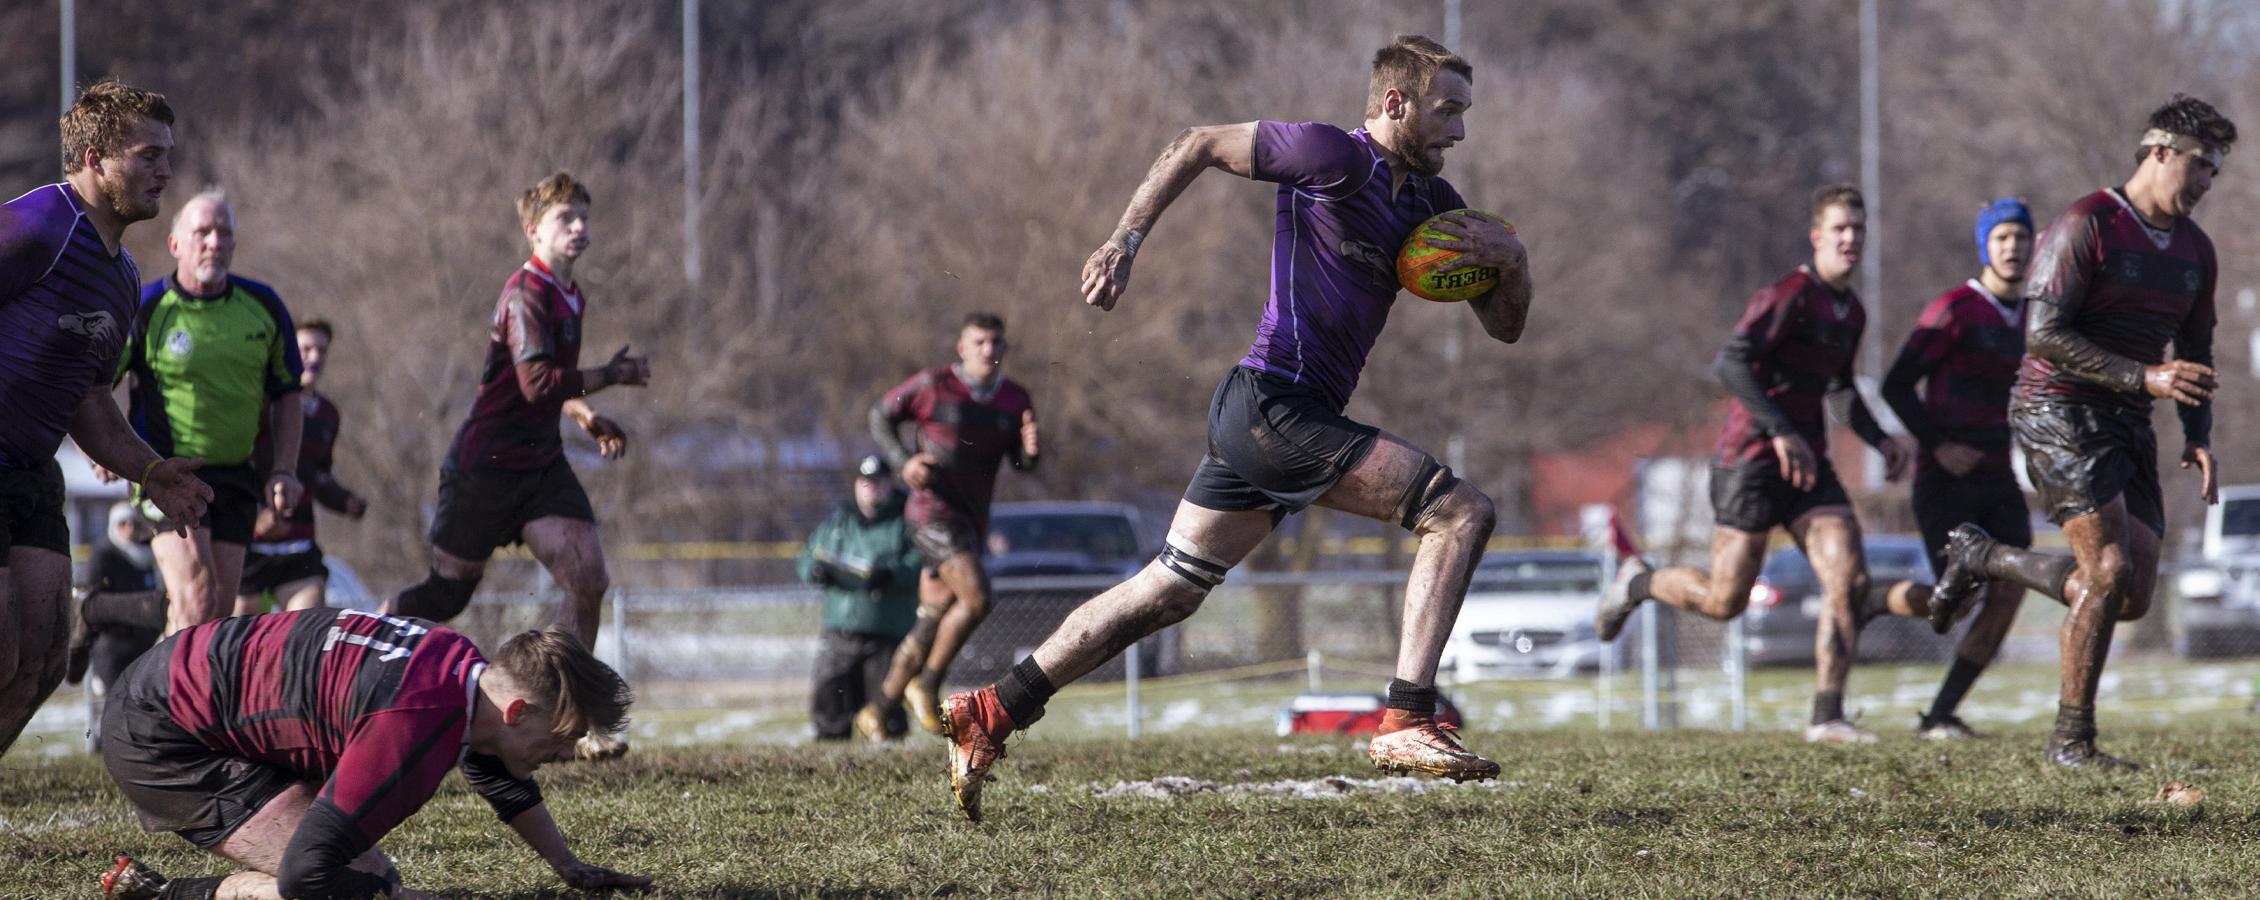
[
  {"x1": 1251, "y1": 121, "x2": 1370, "y2": 198},
  {"x1": 0, "y1": 196, "x2": 70, "y2": 308}
]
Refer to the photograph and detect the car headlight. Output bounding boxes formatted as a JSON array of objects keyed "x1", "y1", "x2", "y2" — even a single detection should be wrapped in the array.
[{"x1": 2179, "y1": 567, "x2": 2227, "y2": 601}]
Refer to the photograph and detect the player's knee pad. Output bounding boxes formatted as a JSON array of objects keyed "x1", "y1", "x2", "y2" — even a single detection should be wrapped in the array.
[
  {"x1": 393, "y1": 569, "x2": 481, "y2": 623},
  {"x1": 1394, "y1": 459, "x2": 1461, "y2": 531},
  {"x1": 1155, "y1": 532, "x2": 1231, "y2": 595}
]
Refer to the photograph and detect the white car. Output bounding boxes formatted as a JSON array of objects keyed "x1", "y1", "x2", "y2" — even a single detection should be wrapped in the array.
[
  {"x1": 1440, "y1": 550, "x2": 1622, "y2": 681},
  {"x1": 2175, "y1": 484, "x2": 2260, "y2": 657}
]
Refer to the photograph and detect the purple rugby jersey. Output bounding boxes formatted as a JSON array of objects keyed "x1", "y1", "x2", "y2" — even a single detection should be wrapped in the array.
[
  {"x1": 1236, "y1": 121, "x2": 1466, "y2": 410},
  {"x1": 0, "y1": 184, "x2": 143, "y2": 468}
]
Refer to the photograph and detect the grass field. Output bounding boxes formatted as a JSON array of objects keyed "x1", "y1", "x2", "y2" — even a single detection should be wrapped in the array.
[{"x1": 9, "y1": 694, "x2": 2260, "y2": 897}]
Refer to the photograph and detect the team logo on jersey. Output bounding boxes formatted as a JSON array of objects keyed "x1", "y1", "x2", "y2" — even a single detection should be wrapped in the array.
[
  {"x1": 1336, "y1": 238, "x2": 1393, "y2": 286},
  {"x1": 2184, "y1": 270, "x2": 2202, "y2": 292},
  {"x1": 560, "y1": 317, "x2": 580, "y2": 344},
  {"x1": 56, "y1": 310, "x2": 123, "y2": 357},
  {"x1": 164, "y1": 328, "x2": 194, "y2": 361}
]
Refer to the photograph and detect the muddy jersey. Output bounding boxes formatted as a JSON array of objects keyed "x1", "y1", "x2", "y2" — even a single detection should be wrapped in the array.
[
  {"x1": 0, "y1": 184, "x2": 142, "y2": 469},
  {"x1": 873, "y1": 366, "x2": 1034, "y2": 534},
  {"x1": 252, "y1": 392, "x2": 361, "y2": 543},
  {"x1": 2017, "y1": 188, "x2": 2215, "y2": 446},
  {"x1": 163, "y1": 609, "x2": 533, "y2": 849},
  {"x1": 1884, "y1": 280, "x2": 2024, "y2": 475},
  {"x1": 1238, "y1": 121, "x2": 1468, "y2": 411},
  {"x1": 1713, "y1": 268, "x2": 1867, "y2": 465},
  {"x1": 446, "y1": 257, "x2": 586, "y2": 471}
]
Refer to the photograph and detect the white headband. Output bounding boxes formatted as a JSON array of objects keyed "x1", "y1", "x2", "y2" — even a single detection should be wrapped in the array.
[{"x1": 2141, "y1": 128, "x2": 2226, "y2": 169}]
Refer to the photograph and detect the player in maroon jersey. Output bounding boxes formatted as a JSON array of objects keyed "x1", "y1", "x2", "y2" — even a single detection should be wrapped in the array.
[
  {"x1": 1931, "y1": 96, "x2": 2232, "y2": 769},
  {"x1": 1881, "y1": 199, "x2": 2036, "y2": 740},
  {"x1": 97, "y1": 612, "x2": 648, "y2": 899},
  {"x1": 1595, "y1": 184, "x2": 1937, "y2": 745},
  {"x1": 237, "y1": 318, "x2": 367, "y2": 614},
  {"x1": 384, "y1": 172, "x2": 648, "y2": 759},
  {"x1": 858, "y1": 312, "x2": 1039, "y2": 736}
]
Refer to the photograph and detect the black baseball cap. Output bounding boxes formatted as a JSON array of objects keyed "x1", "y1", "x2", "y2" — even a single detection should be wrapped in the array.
[{"x1": 857, "y1": 454, "x2": 889, "y2": 478}]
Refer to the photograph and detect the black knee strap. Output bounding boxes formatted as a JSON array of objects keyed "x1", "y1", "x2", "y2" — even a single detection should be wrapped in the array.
[
  {"x1": 392, "y1": 569, "x2": 481, "y2": 623},
  {"x1": 1395, "y1": 460, "x2": 1459, "y2": 530},
  {"x1": 1157, "y1": 541, "x2": 1228, "y2": 592}
]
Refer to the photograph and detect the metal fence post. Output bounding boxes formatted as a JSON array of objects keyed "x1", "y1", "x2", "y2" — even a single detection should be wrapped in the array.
[
  {"x1": 602, "y1": 588, "x2": 629, "y2": 682},
  {"x1": 1726, "y1": 614, "x2": 1747, "y2": 732},
  {"x1": 1125, "y1": 638, "x2": 1142, "y2": 740},
  {"x1": 1639, "y1": 600, "x2": 1661, "y2": 730}
]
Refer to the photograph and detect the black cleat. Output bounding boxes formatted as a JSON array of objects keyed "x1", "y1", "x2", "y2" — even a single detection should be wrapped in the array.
[
  {"x1": 1596, "y1": 556, "x2": 1651, "y2": 642},
  {"x1": 2046, "y1": 734, "x2": 2139, "y2": 771},
  {"x1": 1928, "y1": 524, "x2": 1995, "y2": 635}
]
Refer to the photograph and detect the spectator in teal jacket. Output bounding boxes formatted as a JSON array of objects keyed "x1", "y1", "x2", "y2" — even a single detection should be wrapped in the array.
[{"x1": 801, "y1": 455, "x2": 924, "y2": 740}]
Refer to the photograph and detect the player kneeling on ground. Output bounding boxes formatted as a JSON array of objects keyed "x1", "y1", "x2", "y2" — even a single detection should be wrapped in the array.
[{"x1": 98, "y1": 610, "x2": 651, "y2": 898}]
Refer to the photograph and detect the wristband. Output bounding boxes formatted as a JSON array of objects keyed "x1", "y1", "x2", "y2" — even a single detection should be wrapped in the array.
[
  {"x1": 1108, "y1": 226, "x2": 1144, "y2": 257},
  {"x1": 138, "y1": 458, "x2": 162, "y2": 486}
]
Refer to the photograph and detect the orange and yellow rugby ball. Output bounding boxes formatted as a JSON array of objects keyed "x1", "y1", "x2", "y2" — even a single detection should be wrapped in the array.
[{"x1": 1396, "y1": 208, "x2": 1514, "y2": 302}]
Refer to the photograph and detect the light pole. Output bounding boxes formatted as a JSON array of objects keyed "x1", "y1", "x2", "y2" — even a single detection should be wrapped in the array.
[{"x1": 683, "y1": 0, "x2": 702, "y2": 287}]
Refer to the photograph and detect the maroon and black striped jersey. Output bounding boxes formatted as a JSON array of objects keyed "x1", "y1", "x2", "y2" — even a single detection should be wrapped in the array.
[
  {"x1": 1883, "y1": 281, "x2": 2024, "y2": 475},
  {"x1": 446, "y1": 257, "x2": 586, "y2": 471},
  {"x1": 1713, "y1": 267, "x2": 1868, "y2": 466},
  {"x1": 163, "y1": 609, "x2": 525, "y2": 848},
  {"x1": 2018, "y1": 188, "x2": 2216, "y2": 439},
  {"x1": 872, "y1": 366, "x2": 1036, "y2": 534},
  {"x1": 252, "y1": 391, "x2": 362, "y2": 544}
]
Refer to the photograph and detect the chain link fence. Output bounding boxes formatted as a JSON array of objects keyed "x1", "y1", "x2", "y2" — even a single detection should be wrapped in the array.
[{"x1": 23, "y1": 550, "x2": 2260, "y2": 755}]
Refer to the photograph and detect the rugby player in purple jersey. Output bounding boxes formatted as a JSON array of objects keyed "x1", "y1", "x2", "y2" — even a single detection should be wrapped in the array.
[
  {"x1": 1594, "y1": 184, "x2": 1931, "y2": 746},
  {"x1": 1881, "y1": 199, "x2": 2037, "y2": 741},
  {"x1": 940, "y1": 35, "x2": 1532, "y2": 821},
  {"x1": 1929, "y1": 96, "x2": 2233, "y2": 769},
  {"x1": 0, "y1": 81, "x2": 211, "y2": 758},
  {"x1": 97, "y1": 612, "x2": 650, "y2": 899}
]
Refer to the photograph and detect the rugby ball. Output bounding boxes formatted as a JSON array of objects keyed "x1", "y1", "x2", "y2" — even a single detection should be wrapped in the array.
[{"x1": 1397, "y1": 208, "x2": 1513, "y2": 302}]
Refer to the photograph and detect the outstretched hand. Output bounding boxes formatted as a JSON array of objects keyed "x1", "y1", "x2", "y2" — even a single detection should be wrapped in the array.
[
  {"x1": 143, "y1": 458, "x2": 212, "y2": 536},
  {"x1": 1080, "y1": 242, "x2": 1135, "y2": 311},
  {"x1": 558, "y1": 860, "x2": 655, "y2": 892},
  {"x1": 604, "y1": 345, "x2": 652, "y2": 387}
]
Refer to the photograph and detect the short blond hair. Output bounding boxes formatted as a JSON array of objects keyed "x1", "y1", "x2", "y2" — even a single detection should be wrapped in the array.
[
  {"x1": 60, "y1": 80, "x2": 174, "y2": 174},
  {"x1": 1365, "y1": 36, "x2": 1472, "y2": 119},
  {"x1": 516, "y1": 171, "x2": 591, "y2": 228},
  {"x1": 490, "y1": 628, "x2": 632, "y2": 738},
  {"x1": 1809, "y1": 183, "x2": 1864, "y2": 226}
]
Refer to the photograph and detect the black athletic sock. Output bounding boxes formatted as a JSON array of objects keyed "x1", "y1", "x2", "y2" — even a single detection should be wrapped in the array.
[
  {"x1": 1926, "y1": 658, "x2": 1985, "y2": 722},
  {"x1": 1980, "y1": 545, "x2": 2076, "y2": 600},
  {"x1": 916, "y1": 668, "x2": 945, "y2": 696},
  {"x1": 159, "y1": 876, "x2": 226, "y2": 900},
  {"x1": 1812, "y1": 691, "x2": 1845, "y2": 725},
  {"x1": 1626, "y1": 571, "x2": 1654, "y2": 602},
  {"x1": 83, "y1": 591, "x2": 167, "y2": 631},
  {"x1": 992, "y1": 658, "x2": 1055, "y2": 727},
  {"x1": 1384, "y1": 678, "x2": 1438, "y2": 717},
  {"x1": 2053, "y1": 703, "x2": 2097, "y2": 741}
]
